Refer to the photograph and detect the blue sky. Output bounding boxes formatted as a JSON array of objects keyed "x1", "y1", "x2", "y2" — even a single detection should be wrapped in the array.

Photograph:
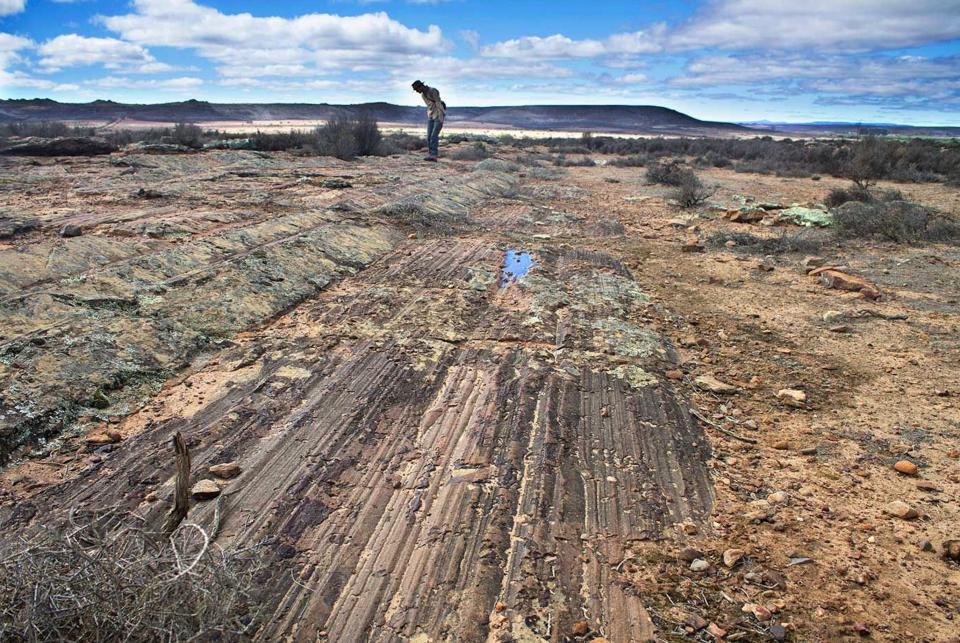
[{"x1": 1, "y1": 0, "x2": 959, "y2": 125}]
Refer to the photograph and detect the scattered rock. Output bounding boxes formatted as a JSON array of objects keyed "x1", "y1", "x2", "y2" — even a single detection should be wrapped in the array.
[
  {"x1": 85, "y1": 433, "x2": 117, "y2": 446},
  {"x1": 772, "y1": 440, "x2": 790, "y2": 450},
  {"x1": 884, "y1": 500, "x2": 918, "y2": 520},
  {"x1": 679, "y1": 547, "x2": 703, "y2": 562},
  {"x1": 769, "y1": 624, "x2": 787, "y2": 641},
  {"x1": 681, "y1": 240, "x2": 706, "y2": 253},
  {"x1": 803, "y1": 255, "x2": 826, "y2": 270},
  {"x1": 893, "y1": 460, "x2": 918, "y2": 476},
  {"x1": 209, "y1": 461, "x2": 242, "y2": 479},
  {"x1": 920, "y1": 540, "x2": 934, "y2": 552},
  {"x1": 707, "y1": 622, "x2": 727, "y2": 639},
  {"x1": 722, "y1": 548, "x2": 744, "y2": 568},
  {"x1": 757, "y1": 256, "x2": 776, "y2": 272},
  {"x1": 60, "y1": 223, "x2": 83, "y2": 238},
  {"x1": 690, "y1": 559, "x2": 710, "y2": 572},
  {"x1": 664, "y1": 369, "x2": 684, "y2": 380},
  {"x1": 767, "y1": 491, "x2": 789, "y2": 504},
  {"x1": 741, "y1": 602, "x2": 772, "y2": 621},
  {"x1": 320, "y1": 178, "x2": 352, "y2": 189},
  {"x1": 695, "y1": 375, "x2": 738, "y2": 395},
  {"x1": 87, "y1": 389, "x2": 111, "y2": 409},
  {"x1": 572, "y1": 620, "x2": 590, "y2": 636},
  {"x1": 776, "y1": 388, "x2": 806, "y2": 407},
  {"x1": 916, "y1": 480, "x2": 941, "y2": 492},
  {"x1": 799, "y1": 446, "x2": 818, "y2": 456},
  {"x1": 943, "y1": 540, "x2": 960, "y2": 562},
  {"x1": 191, "y1": 479, "x2": 221, "y2": 500},
  {"x1": 685, "y1": 614, "x2": 708, "y2": 630},
  {"x1": 812, "y1": 268, "x2": 881, "y2": 299}
]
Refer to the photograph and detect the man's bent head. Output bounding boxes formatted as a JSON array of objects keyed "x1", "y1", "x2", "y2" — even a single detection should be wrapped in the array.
[{"x1": 412, "y1": 80, "x2": 425, "y2": 93}]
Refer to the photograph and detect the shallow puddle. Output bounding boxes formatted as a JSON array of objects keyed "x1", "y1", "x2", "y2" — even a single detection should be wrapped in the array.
[{"x1": 499, "y1": 249, "x2": 535, "y2": 287}]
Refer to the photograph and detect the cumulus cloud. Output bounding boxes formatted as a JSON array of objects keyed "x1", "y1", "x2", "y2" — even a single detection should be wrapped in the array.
[
  {"x1": 481, "y1": 27, "x2": 664, "y2": 60},
  {"x1": 669, "y1": 0, "x2": 960, "y2": 52},
  {"x1": 37, "y1": 34, "x2": 172, "y2": 73},
  {"x1": 100, "y1": 0, "x2": 448, "y2": 79},
  {"x1": 0, "y1": 0, "x2": 25, "y2": 17}
]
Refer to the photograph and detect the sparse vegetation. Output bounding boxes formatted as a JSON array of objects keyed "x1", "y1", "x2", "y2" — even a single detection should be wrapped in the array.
[
  {"x1": 512, "y1": 135, "x2": 960, "y2": 184},
  {"x1": 708, "y1": 230, "x2": 828, "y2": 255},
  {"x1": 645, "y1": 161, "x2": 693, "y2": 186},
  {"x1": 0, "y1": 511, "x2": 265, "y2": 642},
  {"x1": 552, "y1": 155, "x2": 596, "y2": 167},
  {"x1": 449, "y1": 142, "x2": 491, "y2": 161},
  {"x1": 833, "y1": 199, "x2": 960, "y2": 244},
  {"x1": 670, "y1": 171, "x2": 715, "y2": 208},
  {"x1": 825, "y1": 184, "x2": 903, "y2": 208}
]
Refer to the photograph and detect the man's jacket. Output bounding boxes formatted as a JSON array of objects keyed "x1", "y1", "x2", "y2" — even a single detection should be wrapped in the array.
[{"x1": 421, "y1": 85, "x2": 446, "y2": 121}]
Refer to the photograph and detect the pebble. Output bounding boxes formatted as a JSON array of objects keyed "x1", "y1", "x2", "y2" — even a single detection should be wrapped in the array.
[
  {"x1": 707, "y1": 622, "x2": 727, "y2": 639},
  {"x1": 884, "y1": 500, "x2": 918, "y2": 520},
  {"x1": 191, "y1": 479, "x2": 221, "y2": 500},
  {"x1": 893, "y1": 460, "x2": 918, "y2": 476},
  {"x1": 772, "y1": 440, "x2": 790, "y2": 450},
  {"x1": 776, "y1": 388, "x2": 806, "y2": 407},
  {"x1": 694, "y1": 375, "x2": 738, "y2": 395},
  {"x1": 209, "y1": 461, "x2": 242, "y2": 479},
  {"x1": 916, "y1": 480, "x2": 941, "y2": 492},
  {"x1": 690, "y1": 559, "x2": 710, "y2": 572},
  {"x1": 664, "y1": 369, "x2": 684, "y2": 380},
  {"x1": 722, "y1": 548, "x2": 744, "y2": 568},
  {"x1": 741, "y1": 603, "x2": 772, "y2": 621},
  {"x1": 572, "y1": 621, "x2": 589, "y2": 636},
  {"x1": 943, "y1": 540, "x2": 960, "y2": 562},
  {"x1": 679, "y1": 547, "x2": 703, "y2": 562},
  {"x1": 767, "y1": 491, "x2": 789, "y2": 504}
]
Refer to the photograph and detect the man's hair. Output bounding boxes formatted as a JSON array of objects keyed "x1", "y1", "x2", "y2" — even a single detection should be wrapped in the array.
[{"x1": 412, "y1": 80, "x2": 425, "y2": 90}]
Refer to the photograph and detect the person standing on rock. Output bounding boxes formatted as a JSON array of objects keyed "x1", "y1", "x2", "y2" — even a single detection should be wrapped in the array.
[{"x1": 412, "y1": 80, "x2": 445, "y2": 162}]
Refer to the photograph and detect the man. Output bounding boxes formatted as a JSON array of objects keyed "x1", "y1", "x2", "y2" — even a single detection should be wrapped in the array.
[{"x1": 412, "y1": 80, "x2": 445, "y2": 162}]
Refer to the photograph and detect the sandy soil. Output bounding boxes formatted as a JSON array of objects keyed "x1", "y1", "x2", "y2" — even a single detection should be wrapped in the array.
[{"x1": 1, "y1": 143, "x2": 958, "y2": 641}]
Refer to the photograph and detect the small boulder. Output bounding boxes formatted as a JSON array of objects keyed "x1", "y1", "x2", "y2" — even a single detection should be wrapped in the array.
[
  {"x1": 943, "y1": 540, "x2": 960, "y2": 562},
  {"x1": 191, "y1": 479, "x2": 221, "y2": 500},
  {"x1": 776, "y1": 388, "x2": 806, "y2": 407},
  {"x1": 884, "y1": 500, "x2": 918, "y2": 520},
  {"x1": 803, "y1": 255, "x2": 826, "y2": 270},
  {"x1": 695, "y1": 375, "x2": 738, "y2": 395},
  {"x1": 209, "y1": 461, "x2": 242, "y2": 479},
  {"x1": 60, "y1": 224, "x2": 83, "y2": 238},
  {"x1": 893, "y1": 460, "x2": 918, "y2": 476},
  {"x1": 572, "y1": 621, "x2": 590, "y2": 637},
  {"x1": 681, "y1": 240, "x2": 706, "y2": 253},
  {"x1": 690, "y1": 559, "x2": 710, "y2": 572},
  {"x1": 722, "y1": 548, "x2": 745, "y2": 568}
]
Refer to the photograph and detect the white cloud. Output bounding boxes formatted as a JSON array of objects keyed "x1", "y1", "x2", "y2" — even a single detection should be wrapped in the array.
[
  {"x1": 101, "y1": 1, "x2": 447, "y2": 57},
  {"x1": 670, "y1": 0, "x2": 960, "y2": 52},
  {"x1": 671, "y1": 52, "x2": 960, "y2": 108},
  {"x1": 481, "y1": 27, "x2": 663, "y2": 60},
  {"x1": 37, "y1": 34, "x2": 171, "y2": 73},
  {"x1": 0, "y1": 0, "x2": 25, "y2": 17},
  {"x1": 90, "y1": 75, "x2": 203, "y2": 90}
]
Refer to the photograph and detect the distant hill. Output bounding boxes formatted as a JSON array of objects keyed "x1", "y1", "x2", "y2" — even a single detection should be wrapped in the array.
[
  {"x1": 0, "y1": 99, "x2": 747, "y2": 134},
  {"x1": 740, "y1": 121, "x2": 960, "y2": 138}
]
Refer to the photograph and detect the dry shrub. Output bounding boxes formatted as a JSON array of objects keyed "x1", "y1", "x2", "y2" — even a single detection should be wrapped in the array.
[
  {"x1": 708, "y1": 230, "x2": 827, "y2": 255},
  {"x1": 645, "y1": 161, "x2": 692, "y2": 186},
  {"x1": 833, "y1": 200, "x2": 960, "y2": 244},
  {"x1": 449, "y1": 142, "x2": 491, "y2": 161},
  {"x1": 669, "y1": 171, "x2": 716, "y2": 208},
  {"x1": 0, "y1": 508, "x2": 265, "y2": 642}
]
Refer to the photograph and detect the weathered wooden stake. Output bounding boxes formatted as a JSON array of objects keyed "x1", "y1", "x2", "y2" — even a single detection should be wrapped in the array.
[{"x1": 162, "y1": 432, "x2": 191, "y2": 534}]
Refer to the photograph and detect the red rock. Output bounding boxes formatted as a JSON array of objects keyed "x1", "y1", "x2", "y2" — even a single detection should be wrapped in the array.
[
  {"x1": 664, "y1": 369, "x2": 684, "y2": 380},
  {"x1": 893, "y1": 460, "x2": 918, "y2": 476},
  {"x1": 572, "y1": 620, "x2": 590, "y2": 636}
]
